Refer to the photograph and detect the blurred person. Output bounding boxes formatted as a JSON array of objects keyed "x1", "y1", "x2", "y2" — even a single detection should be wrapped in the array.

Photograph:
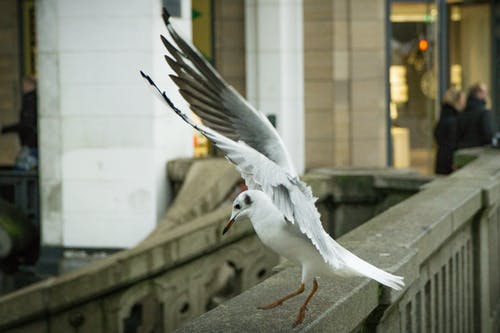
[
  {"x1": 457, "y1": 82, "x2": 494, "y2": 148},
  {"x1": 0, "y1": 77, "x2": 38, "y2": 170},
  {"x1": 434, "y1": 87, "x2": 466, "y2": 175}
]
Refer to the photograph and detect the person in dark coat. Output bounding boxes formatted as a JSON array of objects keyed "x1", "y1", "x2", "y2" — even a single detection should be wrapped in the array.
[
  {"x1": 457, "y1": 83, "x2": 493, "y2": 148},
  {"x1": 1, "y1": 77, "x2": 38, "y2": 149},
  {"x1": 434, "y1": 88, "x2": 465, "y2": 175},
  {"x1": 1, "y1": 77, "x2": 38, "y2": 170}
]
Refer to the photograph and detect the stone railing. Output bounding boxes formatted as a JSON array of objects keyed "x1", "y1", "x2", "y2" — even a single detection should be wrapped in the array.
[
  {"x1": 0, "y1": 156, "x2": 430, "y2": 332},
  {"x1": 0, "y1": 158, "x2": 279, "y2": 332},
  {"x1": 303, "y1": 168, "x2": 430, "y2": 237},
  {"x1": 5, "y1": 152, "x2": 493, "y2": 333},
  {"x1": 177, "y1": 149, "x2": 500, "y2": 333}
]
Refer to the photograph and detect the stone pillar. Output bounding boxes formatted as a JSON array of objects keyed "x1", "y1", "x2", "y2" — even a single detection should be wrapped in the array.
[
  {"x1": 348, "y1": 0, "x2": 387, "y2": 167},
  {"x1": 303, "y1": 0, "x2": 338, "y2": 167},
  {"x1": 245, "y1": 0, "x2": 305, "y2": 174},
  {"x1": 304, "y1": 0, "x2": 387, "y2": 168},
  {"x1": 36, "y1": 0, "x2": 193, "y2": 249},
  {"x1": 214, "y1": 0, "x2": 246, "y2": 97}
]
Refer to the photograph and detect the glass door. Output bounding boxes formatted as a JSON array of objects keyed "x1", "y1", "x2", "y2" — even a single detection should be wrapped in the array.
[{"x1": 390, "y1": 2, "x2": 438, "y2": 175}]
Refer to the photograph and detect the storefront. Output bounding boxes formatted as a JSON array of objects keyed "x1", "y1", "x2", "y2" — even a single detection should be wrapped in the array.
[{"x1": 388, "y1": 0, "x2": 499, "y2": 174}]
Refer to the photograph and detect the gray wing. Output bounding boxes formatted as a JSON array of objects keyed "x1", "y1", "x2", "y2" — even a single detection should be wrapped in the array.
[
  {"x1": 160, "y1": 8, "x2": 296, "y2": 176},
  {"x1": 141, "y1": 72, "x2": 344, "y2": 269}
]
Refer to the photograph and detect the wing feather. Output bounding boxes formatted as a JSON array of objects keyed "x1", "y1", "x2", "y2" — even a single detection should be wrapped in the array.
[
  {"x1": 169, "y1": 75, "x2": 222, "y2": 103},
  {"x1": 160, "y1": 8, "x2": 296, "y2": 175},
  {"x1": 140, "y1": 71, "x2": 344, "y2": 269}
]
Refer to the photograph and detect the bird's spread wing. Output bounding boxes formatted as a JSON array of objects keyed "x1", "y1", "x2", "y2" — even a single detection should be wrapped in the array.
[
  {"x1": 159, "y1": 8, "x2": 296, "y2": 176},
  {"x1": 140, "y1": 72, "x2": 345, "y2": 269}
]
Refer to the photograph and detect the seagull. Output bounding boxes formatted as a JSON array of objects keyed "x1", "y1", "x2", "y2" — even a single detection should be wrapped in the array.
[{"x1": 141, "y1": 8, "x2": 404, "y2": 327}]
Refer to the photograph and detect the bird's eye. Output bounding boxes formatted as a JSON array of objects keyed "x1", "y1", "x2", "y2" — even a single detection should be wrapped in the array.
[{"x1": 234, "y1": 204, "x2": 241, "y2": 210}]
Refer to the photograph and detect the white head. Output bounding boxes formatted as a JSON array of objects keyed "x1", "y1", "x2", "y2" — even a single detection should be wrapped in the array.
[{"x1": 222, "y1": 190, "x2": 268, "y2": 235}]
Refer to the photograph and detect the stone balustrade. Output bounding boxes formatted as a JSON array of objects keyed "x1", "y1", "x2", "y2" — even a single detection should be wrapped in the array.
[
  {"x1": 177, "y1": 148, "x2": 500, "y2": 333},
  {"x1": 2, "y1": 149, "x2": 497, "y2": 332},
  {"x1": 0, "y1": 158, "x2": 279, "y2": 332},
  {"x1": 303, "y1": 168, "x2": 430, "y2": 237}
]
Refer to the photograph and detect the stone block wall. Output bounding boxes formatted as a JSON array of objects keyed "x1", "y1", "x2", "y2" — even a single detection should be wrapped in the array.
[
  {"x1": 304, "y1": 0, "x2": 337, "y2": 167},
  {"x1": 214, "y1": 0, "x2": 246, "y2": 97},
  {"x1": 304, "y1": 0, "x2": 387, "y2": 169}
]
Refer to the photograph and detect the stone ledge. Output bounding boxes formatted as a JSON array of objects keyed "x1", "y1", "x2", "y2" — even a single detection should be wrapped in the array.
[
  {"x1": 453, "y1": 147, "x2": 483, "y2": 169},
  {"x1": 452, "y1": 148, "x2": 500, "y2": 179},
  {"x1": 0, "y1": 204, "x2": 253, "y2": 329},
  {"x1": 2, "y1": 151, "x2": 499, "y2": 331},
  {"x1": 175, "y1": 266, "x2": 381, "y2": 333},
  {"x1": 160, "y1": 158, "x2": 241, "y2": 229},
  {"x1": 167, "y1": 157, "x2": 197, "y2": 182},
  {"x1": 176, "y1": 226, "x2": 417, "y2": 332},
  {"x1": 344, "y1": 180, "x2": 482, "y2": 266},
  {"x1": 178, "y1": 151, "x2": 500, "y2": 331},
  {"x1": 373, "y1": 173, "x2": 432, "y2": 191},
  {"x1": 304, "y1": 168, "x2": 423, "y2": 204}
]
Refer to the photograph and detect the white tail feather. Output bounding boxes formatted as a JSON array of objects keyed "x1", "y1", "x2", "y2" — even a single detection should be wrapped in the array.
[{"x1": 336, "y1": 244, "x2": 405, "y2": 290}]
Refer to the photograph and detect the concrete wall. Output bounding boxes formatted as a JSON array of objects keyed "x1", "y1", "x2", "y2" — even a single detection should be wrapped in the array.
[
  {"x1": 304, "y1": 0, "x2": 387, "y2": 169},
  {"x1": 36, "y1": 0, "x2": 193, "y2": 248}
]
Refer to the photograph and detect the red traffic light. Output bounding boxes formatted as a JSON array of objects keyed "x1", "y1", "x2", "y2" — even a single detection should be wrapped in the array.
[{"x1": 419, "y1": 39, "x2": 429, "y2": 51}]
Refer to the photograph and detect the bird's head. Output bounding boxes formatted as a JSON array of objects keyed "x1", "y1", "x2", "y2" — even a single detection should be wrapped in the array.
[{"x1": 222, "y1": 191, "x2": 257, "y2": 235}]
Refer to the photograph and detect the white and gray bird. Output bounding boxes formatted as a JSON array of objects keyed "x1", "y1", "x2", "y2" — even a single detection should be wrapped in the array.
[{"x1": 141, "y1": 8, "x2": 404, "y2": 327}]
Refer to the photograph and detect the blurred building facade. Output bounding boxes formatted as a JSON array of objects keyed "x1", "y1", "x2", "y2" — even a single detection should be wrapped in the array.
[{"x1": 0, "y1": 0, "x2": 498, "y2": 265}]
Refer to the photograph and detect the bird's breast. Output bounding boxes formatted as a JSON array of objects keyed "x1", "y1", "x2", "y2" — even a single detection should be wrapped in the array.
[
  {"x1": 251, "y1": 215, "x2": 321, "y2": 266},
  {"x1": 251, "y1": 214, "x2": 286, "y2": 248}
]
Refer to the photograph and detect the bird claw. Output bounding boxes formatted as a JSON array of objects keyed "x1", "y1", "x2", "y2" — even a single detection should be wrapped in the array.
[
  {"x1": 292, "y1": 308, "x2": 307, "y2": 327},
  {"x1": 292, "y1": 316, "x2": 304, "y2": 328},
  {"x1": 257, "y1": 302, "x2": 282, "y2": 310}
]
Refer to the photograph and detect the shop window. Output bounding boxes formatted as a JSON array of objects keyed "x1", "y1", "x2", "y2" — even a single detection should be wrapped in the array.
[{"x1": 390, "y1": 2, "x2": 438, "y2": 175}]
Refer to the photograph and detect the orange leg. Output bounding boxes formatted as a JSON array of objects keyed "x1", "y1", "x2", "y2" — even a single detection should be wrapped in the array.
[
  {"x1": 293, "y1": 278, "x2": 319, "y2": 327},
  {"x1": 258, "y1": 283, "x2": 305, "y2": 310}
]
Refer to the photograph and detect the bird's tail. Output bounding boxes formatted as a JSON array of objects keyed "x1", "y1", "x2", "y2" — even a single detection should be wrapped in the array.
[{"x1": 334, "y1": 242, "x2": 404, "y2": 290}]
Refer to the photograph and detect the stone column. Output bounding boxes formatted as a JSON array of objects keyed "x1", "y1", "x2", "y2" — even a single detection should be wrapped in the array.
[
  {"x1": 245, "y1": 0, "x2": 305, "y2": 174},
  {"x1": 348, "y1": 0, "x2": 387, "y2": 167},
  {"x1": 214, "y1": 0, "x2": 246, "y2": 97},
  {"x1": 36, "y1": 0, "x2": 193, "y2": 250},
  {"x1": 303, "y1": 0, "x2": 338, "y2": 167},
  {"x1": 304, "y1": 0, "x2": 387, "y2": 168}
]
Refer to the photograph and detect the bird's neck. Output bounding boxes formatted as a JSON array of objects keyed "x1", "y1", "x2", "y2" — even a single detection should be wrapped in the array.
[{"x1": 247, "y1": 199, "x2": 282, "y2": 231}]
